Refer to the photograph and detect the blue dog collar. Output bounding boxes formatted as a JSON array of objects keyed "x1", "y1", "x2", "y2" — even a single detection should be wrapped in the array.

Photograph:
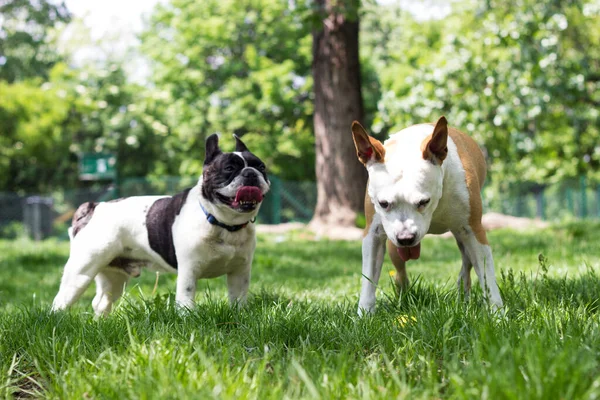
[{"x1": 199, "y1": 201, "x2": 255, "y2": 232}]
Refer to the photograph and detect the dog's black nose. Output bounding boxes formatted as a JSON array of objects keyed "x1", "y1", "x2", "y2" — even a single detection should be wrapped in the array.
[
  {"x1": 397, "y1": 233, "x2": 416, "y2": 247},
  {"x1": 241, "y1": 168, "x2": 259, "y2": 185},
  {"x1": 241, "y1": 169, "x2": 257, "y2": 178}
]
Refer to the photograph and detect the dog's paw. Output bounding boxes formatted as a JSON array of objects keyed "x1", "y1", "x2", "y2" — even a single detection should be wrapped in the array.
[
  {"x1": 489, "y1": 301, "x2": 507, "y2": 319},
  {"x1": 229, "y1": 299, "x2": 248, "y2": 311},
  {"x1": 50, "y1": 299, "x2": 68, "y2": 313},
  {"x1": 357, "y1": 303, "x2": 376, "y2": 317},
  {"x1": 175, "y1": 301, "x2": 195, "y2": 316}
]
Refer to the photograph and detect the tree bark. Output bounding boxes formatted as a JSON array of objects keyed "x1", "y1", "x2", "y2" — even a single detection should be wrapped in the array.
[{"x1": 310, "y1": 0, "x2": 367, "y2": 228}]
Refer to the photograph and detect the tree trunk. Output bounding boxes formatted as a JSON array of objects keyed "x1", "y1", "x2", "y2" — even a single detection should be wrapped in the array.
[{"x1": 310, "y1": 0, "x2": 367, "y2": 229}]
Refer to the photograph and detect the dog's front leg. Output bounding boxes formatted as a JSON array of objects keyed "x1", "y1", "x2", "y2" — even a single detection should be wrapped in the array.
[
  {"x1": 227, "y1": 266, "x2": 251, "y2": 308},
  {"x1": 175, "y1": 267, "x2": 197, "y2": 310},
  {"x1": 453, "y1": 226, "x2": 503, "y2": 309},
  {"x1": 358, "y1": 221, "x2": 387, "y2": 316}
]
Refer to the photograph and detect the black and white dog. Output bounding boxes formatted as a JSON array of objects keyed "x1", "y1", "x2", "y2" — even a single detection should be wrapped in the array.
[{"x1": 52, "y1": 134, "x2": 270, "y2": 315}]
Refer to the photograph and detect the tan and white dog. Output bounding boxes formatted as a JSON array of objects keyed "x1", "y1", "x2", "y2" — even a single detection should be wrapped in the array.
[{"x1": 351, "y1": 116, "x2": 503, "y2": 315}]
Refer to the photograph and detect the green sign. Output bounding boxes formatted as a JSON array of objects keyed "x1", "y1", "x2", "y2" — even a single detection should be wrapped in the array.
[{"x1": 79, "y1": 153, "x2": 117, "y2": 181}]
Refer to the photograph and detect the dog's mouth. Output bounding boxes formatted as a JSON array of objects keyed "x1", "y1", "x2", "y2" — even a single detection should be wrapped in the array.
[
  {"x1": 217, "y1": 186, "x2": 264, "y2": 213},
  {"x1": 397, "y1": 243, "x2": 421, "y2": 262}
]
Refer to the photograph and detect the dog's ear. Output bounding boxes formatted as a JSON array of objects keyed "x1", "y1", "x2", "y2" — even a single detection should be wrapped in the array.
[
  {"x1": 233, "y1": 134, "x2": 249, "y2": 152},
  {"x1": 351, "y1": 121, "x2": 385, "y2": 165},
  {"x1": 204, "y1": 134, "x2": 222, "y2": 165},
  {"x1": 422, "y1": 116, "x2": 449, "y2": 164}
]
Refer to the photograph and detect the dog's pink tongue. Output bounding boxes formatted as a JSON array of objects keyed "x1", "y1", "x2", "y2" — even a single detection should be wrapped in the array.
[
  {"x1": 397, "y1": 243, "x2": 421, "y2": 262},
  {"x1": 234, "y1": 186, "x2": 263, "y2": 203}
]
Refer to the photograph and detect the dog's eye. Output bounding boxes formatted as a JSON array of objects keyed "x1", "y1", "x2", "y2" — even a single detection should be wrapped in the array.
[
  {"x1": 378, "y1": 200, "x2": 390, "y2": 209},
  {"x1": 224, "y1": 165, "x2": 235, "y2": 173},
  {"x1": 258, "y1": 164, "x2": 266, "y2": 172},
  {"x1": 416, "y1": 198, "x2": 430, "y2": 209}
]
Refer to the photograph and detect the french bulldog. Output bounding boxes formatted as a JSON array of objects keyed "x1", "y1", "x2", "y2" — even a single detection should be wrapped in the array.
[
  {"x1": 351, "y1": 116, "x2": 503, "y2": 315},
  {"x1": 52, "y1": 134, "x2": 270, "y2": 315}
]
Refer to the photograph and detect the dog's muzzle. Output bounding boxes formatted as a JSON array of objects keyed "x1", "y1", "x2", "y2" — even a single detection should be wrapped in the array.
[
  {"x1": 396, "y1": 233, "x2": 416, "y2": 247},
  {"x1": 241, "y1": 169, "x2": 260, "y2": 187},
  {"x1": 395, "y1": 232, "x2": 421, "y2": 261}
]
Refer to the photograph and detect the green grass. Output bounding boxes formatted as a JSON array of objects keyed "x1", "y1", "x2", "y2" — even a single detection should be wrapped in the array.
[{"x1": 2, "y1": 222, "x2": 600, "y2": 398}]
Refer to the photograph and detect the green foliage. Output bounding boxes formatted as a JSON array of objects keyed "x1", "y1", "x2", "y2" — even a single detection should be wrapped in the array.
[
  {"x1": 354, "y1": 211, "x2": 366, "y2": 229},
  {"x1": 47, "y1": 63, "x2": 179, "y2": 180},
  {"x1": 2, "y1": 226, "x2": 600, "y2": 397},
  {"x1": 141, "y1": 0, "x2": 316, "y2": 180},
  {"x1": 370, "y1": 0, "x2": 600, "y2": 193},
  {"x1": 0, "y1": 0, "x2": 71, "y2": 83},
  {"x1": 0, "y1": 78, "x2": 73, "y2": 192},
  {"x1": 0, "y1": 62, "x2": 174, "y2": 193},
  {"x1": 0, "y1": 0, "x2": 184, "y2": 193},
  {"x1": 0, "y1": 221, "x2": 26, "y2": 239},
  {"x1": 1, "y1": 0, "x2": 599, "y2": 196}
]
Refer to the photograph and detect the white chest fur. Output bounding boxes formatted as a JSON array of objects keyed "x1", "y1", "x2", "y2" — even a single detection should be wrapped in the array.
[
  {"x1": 191, "y1": 228, "x2": 256, "y2": 278},
  {"x1": 171, "y1": 187, "x2": 257, "y2": 279}
]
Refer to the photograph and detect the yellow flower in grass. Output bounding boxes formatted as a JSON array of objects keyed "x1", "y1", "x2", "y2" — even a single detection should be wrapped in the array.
[
  {"x1": 396, "y1": 315, "x2": 417, "y2": 327},
  {"x1": 389, "y1": 270, "x2": 396, "y2": 277}
]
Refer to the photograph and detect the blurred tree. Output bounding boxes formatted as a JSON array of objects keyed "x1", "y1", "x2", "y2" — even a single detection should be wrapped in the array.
[
  {"x1": 0, "y1": 61, "x2": 169, "y2": 193},
  {"x1": 0, "y1": 0, "x2": 71, "y2": 83},
  {"x1": 0, "y1": 77, "x2": 72, "y2": 192},
  {"x1": 310, "y1": 0, "x2": 367, "y2": 227},
  {"x1": 2, "y1": 0, "x2": 598, "y2": 215},
  {"x1": 49, "y1": 63, "x2": 173, "y2": 181},
  {"x1": 141, "y1": 0, "x2": 315, "y2": 181}
]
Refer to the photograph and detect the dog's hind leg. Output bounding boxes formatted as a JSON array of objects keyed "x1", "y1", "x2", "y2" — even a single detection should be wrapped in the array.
[
  {"x1": 387, "y1": 239, "x2": 409, "y2": 292},
  {"x1": 455, "y1": 238, "x2": 473, "y2": 298},
  {"x1": 52, "y1": 244, "x2": 117, "y2": 312},
  {"x1": 453, "y1": 226, "x2": 503, "y2": 309},
  {"x1": 92, "y1": 268, "x2": 129, "y2": 316}
]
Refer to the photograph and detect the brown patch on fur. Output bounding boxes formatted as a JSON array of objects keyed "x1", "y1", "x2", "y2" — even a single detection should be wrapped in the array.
[
  {"x1": 352, "y1": 121, "x2": 385, "y2": 165},
  {"x1": 421, "y1": 116, "x2": 449, "y2": 164},
  {"x1": 447, "y1": 127, "x2": 489, "y2": 245},
  {"x1": 71, "y1": 202, "x2": 97, "y2": 237},
  {"x1": 369, "y1": 137, "x2": 386, "y2": 162}
]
